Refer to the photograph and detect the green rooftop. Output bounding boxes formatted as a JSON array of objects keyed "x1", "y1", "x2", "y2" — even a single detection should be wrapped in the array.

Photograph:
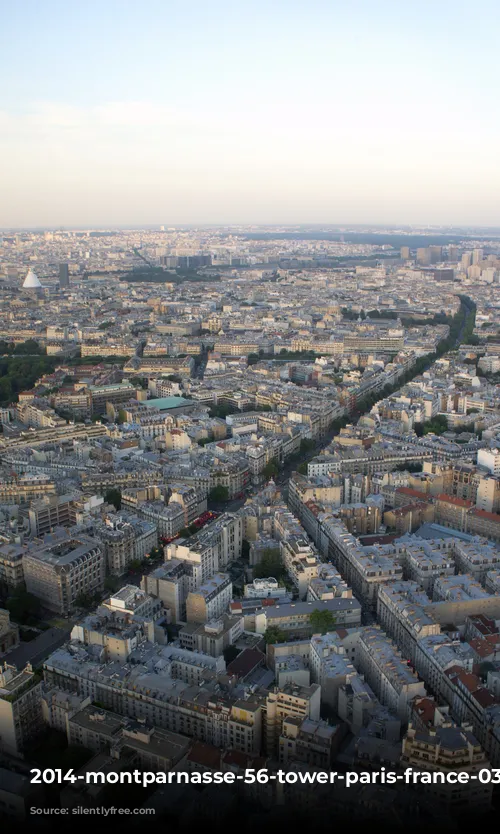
[{"x1": 148, "y1": 397, "x2": 192, "y2": 411}]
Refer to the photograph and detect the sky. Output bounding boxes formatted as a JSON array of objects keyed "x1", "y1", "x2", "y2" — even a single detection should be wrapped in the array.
[{"x1": 1, "y1": 0, "x2": 500, "y2": 228}]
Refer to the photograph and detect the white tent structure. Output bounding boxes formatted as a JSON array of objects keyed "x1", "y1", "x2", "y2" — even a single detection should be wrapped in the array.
[{"x1": 22, "y1": 269, "x2": 43, "y2": 289}]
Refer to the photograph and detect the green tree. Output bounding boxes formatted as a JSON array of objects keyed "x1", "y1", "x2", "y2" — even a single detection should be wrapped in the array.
[
  {"x1": 104, "y1": 488, "x2": 122, "y2": 510},
  {"x1": 264, "y1": 626, "x2": 287, "y2": 644},
  {"x1": 223, "y1": 645, "x2": 241, "y2": 664},
  {"x1": 422, "y1": 414, "x2": 448, "y2": 435},
  {"x1": 299, "y1": 438, "x2": 316, "y2": 455},
  {"x1": 263, "y1": 459, "x2": 279, "y2": 479},
  {"x1": 75, "y1": 592, "x2": 96, "y2": 610},
  {"x1": 128, "y1": 559, "x2": 144, "y2": 572},
  {"x1": 309, "y1": 608, "x2": 336, "y2": 634},
  {"x1": 209, "y1": 485, "x2": 229, "y2": 502},
  {"x1": 104, "y1": 576, "x2": 121, "y2": 593},
  {"x1": 116, "y1": 409, "x2": 127, "y2": 424},
  {"x1": 149, "y1": 546, "x2": 163, "y2": 561},
  {"x1": 253, "y1": 548, "x2": 285, "y2": 581},
  {"x1": 6, "y1": 590, "x2": 41, "y2": 625}
]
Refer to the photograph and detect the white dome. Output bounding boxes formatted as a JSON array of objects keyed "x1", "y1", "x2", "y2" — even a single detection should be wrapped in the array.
[{"x1": 22, "y1": 269, "x2": 42, "y2": 289}]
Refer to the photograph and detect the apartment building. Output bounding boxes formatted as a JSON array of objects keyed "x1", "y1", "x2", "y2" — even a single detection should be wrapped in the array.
[
  {"x1": 401, "y1": 724, "x2": 492, "y2": 812},
  {"x1": 356, "y1": 627, "x2": 426, "y2": 721},
  {"x1": 96, "y1": 516, "x2": 158, "y2": 575},
  {"x1": 0, "y1": 476, "x2": 56, "y2": 505},
  {"x1": 43, "y1": 649, "x2": 263, "y2": 755},
  {"x1": 394, "y1": 537, "x2": 456, "y2": 594},
  {"x1": 467, "y1": 509, "x2": 500, "y2": 543},
  {"x1": 0, "y1": 610, "x2": 20, "y2": 656},
  {"x1": 179, "y1": 615, "x2": 244, "y2": 657},
  {"x1": 265, "y1": 682, "x2": 321, "y2": 755},
  {"x1": 67, "y1": 705, "x2": 190, "y2": 773},
  {"x1": 28, "y1": 494, "x2": 78, "y2": 537},
  {"x1": 142, "y1": 560, "x2": 200, "y2": 623},
  {"x1": 0, "y1": 663, "x2": 44, "y2": 756},
  {"x1": 254, "y1": 598, "x2": 361, "y2": 638},
  {"x1": 0, "y1": 544, "x2": 25, "y2": 589},
  {"x1": 88, "y1": 382, "x2": 137, "y2": 416},
  {"x1": 477, "y1": 448, "x2": 500, "y2": 477},
  {"x1": 306, "y1": 562, "x2": 352, "y2": 601},
  {"x1": 244, "y1": 578, "x2": 288, "y2": 599},
  {"x1": 23, "y1": 532, "x2": 105, "y2": 615},
  {"x1": 308, "y1": 630, "x2": 361, "y2": 710},
  {"x1": 376, "y1": 581, "x2": 440, "y2": 664},
  {"x1": 453, "y1": 538, "x2": 500, "y2": 582},
  {"x1": 280, "y1": 537, "x2": 320, "y2": 599},
  {"x1": 279, "y1": 716, "x2": 340, "y2": 768},
  {"x1": 185, "y1": 573, "x2": 233, "y2": 624},
  {"x1": 322, "y1": 522, "x2": 402, "y2": 610}
]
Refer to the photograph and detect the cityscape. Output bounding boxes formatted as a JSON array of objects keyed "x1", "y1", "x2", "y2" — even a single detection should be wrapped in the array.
[
  {"x1": 2, "y1": 0, "x2": 500, "y2": 831},
  {"x1": 0, "y1": 225, "x2": 499, "y2": 829}
]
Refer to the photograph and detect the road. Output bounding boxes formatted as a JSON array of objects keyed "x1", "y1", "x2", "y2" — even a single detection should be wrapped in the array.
[{"x1": 3, "y1": 626, "x2": 71, "y2": 669}]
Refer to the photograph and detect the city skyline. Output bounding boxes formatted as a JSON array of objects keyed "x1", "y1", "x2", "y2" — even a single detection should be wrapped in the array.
[{"x1": 2, "y1": 0, "x2": 500, "y2": 228}]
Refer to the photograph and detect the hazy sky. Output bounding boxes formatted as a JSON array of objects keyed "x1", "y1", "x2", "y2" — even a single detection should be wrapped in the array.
[{"x1": 1, "y1": 0, "x2": 500, "y2": 228}]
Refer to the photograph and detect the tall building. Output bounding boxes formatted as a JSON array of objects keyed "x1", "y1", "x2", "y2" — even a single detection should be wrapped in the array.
[
  {"x1": 461, "y1": 252, "x2": 472, "y2": 270},
  {"x1": 478, "y1": 448, "x2": 500, "y2": 477},
  {"x1": 400, "y1": 246, "x2": 410, "y2": 260},
  {"x1": 416, "y1": 248, "x2": 432, "y2": 265},
  {"x1": 59, "y1": 262, "x2": 70, "y2": 288},
  {"x1": 429, "y1": 245, "x2": 442, "y2": 264},
  {"x1": 472, "y1": 248, "x2": 484, "y2": 265}
]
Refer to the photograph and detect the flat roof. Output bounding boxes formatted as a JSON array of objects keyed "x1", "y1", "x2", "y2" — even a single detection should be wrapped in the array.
[{"x1": 147, "y1": 397, "x2": 192, "y2": 410}]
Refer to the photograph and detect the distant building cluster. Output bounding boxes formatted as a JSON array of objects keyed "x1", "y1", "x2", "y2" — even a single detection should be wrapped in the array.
[{"x1": 0, "y1": 226, "x2": 499, "y2": 820}]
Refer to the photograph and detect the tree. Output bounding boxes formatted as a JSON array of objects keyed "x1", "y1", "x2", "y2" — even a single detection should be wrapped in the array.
[
  {"x1": 264, "y1": 626, "x2": 287, "y2": 644},
  {"x1": 116, "y1": 409, "x2": 127, "y2": 424},
  {"x1": 422, "y1": 414, "x2": 448, "y2": 436},
  {"x1": 149, "y1": 546, "x2": 163, "y2": 561},
  {"x1": 75, "y1": 592, "x2": 95, "y2": 610},
  {"x1": 223, "y1": 645, "x2": 241, "y2": 664},
  {"x1": 209, "y1": 485, "x2": 229, "y2": 502},
  {"x1": 297, "y1": 462, "x2": 308, "y2": 475},
  {"x1": 6, "y1": 590, "x2": 41, "y2": 625},
  {"x1": 241, "y1": 539, "x2": 250, "y2": 561},
  {"x1": 263, "y1": 459, "x2": 279, "y2": 479},
  {"x1": 299, "y1": 438, "x2": 316, "y2": 455},
  {"x1": 309, "y1": 608, "x2": 336, "y2": 634},
  {"x1": 479, "y1": 661, "x2": 496, "y2": 682},
  {"x1": 253, "y1": 548, "x2": 286, "y2": 581},
  {"x1": 105, "y1": 488, "x2": 122, "y2": 510},
  {"x1": 178, "y1": 527, "x2": 190, "y2": 538},
  {"x1": 104, "y1": 576, "x2": 121, "y2": 593}
]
